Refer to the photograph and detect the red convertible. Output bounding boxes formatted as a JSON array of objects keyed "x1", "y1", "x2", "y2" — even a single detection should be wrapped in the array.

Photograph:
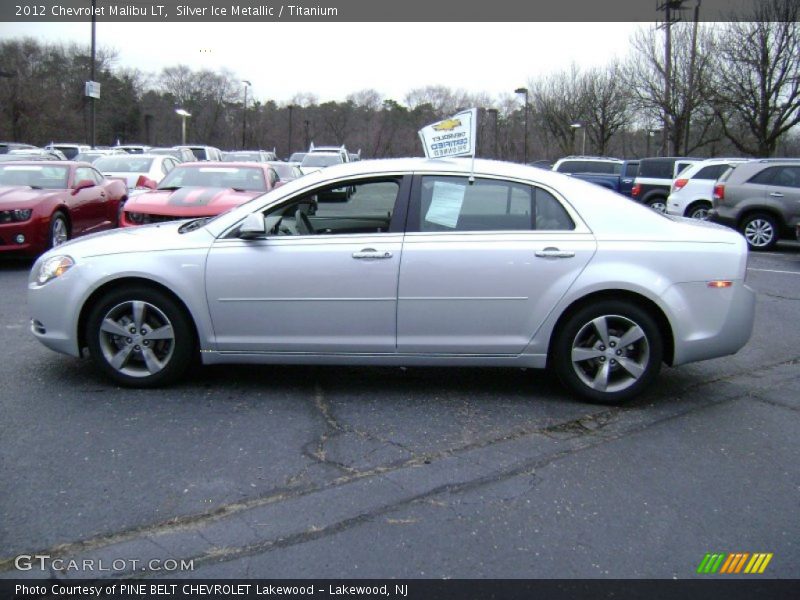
[
  {"x1": 120, "y1": 162, "x2": 280, "y2": 226},
  {"x1": 0, "y1": 161, "x2": 127, "y2": 256}
]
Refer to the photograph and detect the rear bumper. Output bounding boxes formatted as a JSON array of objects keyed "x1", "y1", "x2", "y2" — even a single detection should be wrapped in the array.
[
  {"x1": 707, "y1": 208, "x2": 737, "y2": 230},
  {"x1": 669, "y1": 280, "x2": 756, "y2": 366}
]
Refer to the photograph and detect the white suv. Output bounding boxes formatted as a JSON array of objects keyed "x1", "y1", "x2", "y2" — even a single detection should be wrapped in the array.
[{"x1": 666, "y1": 158, "x2": 749, "y2": 220}]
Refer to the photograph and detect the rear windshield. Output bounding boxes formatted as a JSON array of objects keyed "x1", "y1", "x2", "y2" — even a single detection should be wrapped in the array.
[
  {"x1": 301, "y1": 154, "x2": 343, "y2": 168},
  {"x1": 556, "y1": 160, "x2": 621, "y2": 175},
  {"x1": 639, "y1": 159, "x2": 676, "y2": 178}
]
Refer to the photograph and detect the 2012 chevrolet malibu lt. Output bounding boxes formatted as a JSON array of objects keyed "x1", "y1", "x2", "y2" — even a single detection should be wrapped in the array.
[{"x1": 28, "y1": 158, "x2": 756, "y2": 403}]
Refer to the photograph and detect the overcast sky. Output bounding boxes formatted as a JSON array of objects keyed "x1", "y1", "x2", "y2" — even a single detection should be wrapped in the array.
[{"x1": 1, "y1": 22, "x2": 648, "y2": 104}]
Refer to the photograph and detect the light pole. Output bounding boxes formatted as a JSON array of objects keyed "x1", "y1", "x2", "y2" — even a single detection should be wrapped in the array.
[
  {"x1": 486, "y1": 108, "x2": 498, "y2": 159},
  {"x1": 89, "y1": 0, "x2": 97, "y2": 148},
  {"x1": 287, "y1": 104, "x2": 296, "y2": 157},
  {"x1": 571, "y1": 123, "x2": 586, "y2": 155},
  {"x1": 241, "y1": 80, "x2": 251, "y2": 150},
  {"x1": 303, "y1": 120, "x2": 310, "y2": 149},
  {"x1": 175, "y1": 108, "x2": 191, "y2": 145},
  {"x1": 514, "y1": 87, "x2": 529, "y2": 164},
  {"x1": 646, "y1": 128, "x2": 661, "y2": 157}
]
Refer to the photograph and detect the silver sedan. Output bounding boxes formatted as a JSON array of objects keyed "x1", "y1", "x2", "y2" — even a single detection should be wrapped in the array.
[{"x1": 28, "y1": 158, "x2": 755, "y2": 403}]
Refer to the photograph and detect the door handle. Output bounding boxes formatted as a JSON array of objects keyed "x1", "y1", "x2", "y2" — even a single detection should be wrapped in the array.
[
  {"x1": 769, "y1": 192, "x2": 784, "y2": 197},
  {"x1": 352, "y1": 248, "x2": 393, "y2": 259},
  {"x1": 535, "y1": 247, "x2": 575, "y2": 259}
]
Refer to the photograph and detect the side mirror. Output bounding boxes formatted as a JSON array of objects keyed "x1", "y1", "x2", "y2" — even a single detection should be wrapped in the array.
[
  {"x1": 238, "y1": 213, "x2": 266, "y2": 239},
  {"x1": 135, "y1": 175, "x2": 157, "y2": 190},
  {"x1": 71, "y1": 179, "x2": 95, "y2": 194}
]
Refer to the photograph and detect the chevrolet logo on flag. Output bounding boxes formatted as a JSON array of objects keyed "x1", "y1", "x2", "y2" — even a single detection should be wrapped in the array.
[
  {"x1": 432, "y1": 118, "x2": 462, "y2": 132},
  {"x1": 697, "y1": 552, "x2": 773, "y2": 574}
]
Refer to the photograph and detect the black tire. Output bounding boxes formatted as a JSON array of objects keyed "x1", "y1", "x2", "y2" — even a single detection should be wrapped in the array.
[
  {"x1": 739, "y1": 212, "x2": 778, "y2": 251},
  {"x1": 686, "y1": 201, "x2": 711, "y2": 220},
  {"x1": 85, "y1": 286, "x2": 196, "y2": 387},
  {"x1": 646, "y1": 197, "x2": 667, "y2": 213},
  {"x1": 552, "y1": 300, "x2": 663, "y2": 404},
  {"x1": 49, "y1": 211, "x2": 69, "y2": 249}
]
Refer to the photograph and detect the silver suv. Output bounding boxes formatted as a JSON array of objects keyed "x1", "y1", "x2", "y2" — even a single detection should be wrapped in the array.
[{"x1": 709, "y1": 159, "x2": 800, "y2": 250}]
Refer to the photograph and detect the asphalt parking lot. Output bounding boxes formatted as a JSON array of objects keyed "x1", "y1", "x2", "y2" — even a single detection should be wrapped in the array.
[{"x1": 1, "y1": 242, "x2": 799, "y2": 579}]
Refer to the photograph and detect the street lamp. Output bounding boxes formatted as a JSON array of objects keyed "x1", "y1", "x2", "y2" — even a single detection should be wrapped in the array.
[
  {"x1": 571, "y1": 123, "x2": 586, "y2": 155},
  {"x1": 241, "y1": 80, "x2": 252, "y2": 150},
  {"x1": 646, "y1": 128, "x2": 661, "y2": 157},
  {"x1": 514, "y1": 87, "x2": 529, "y2": 164},
  {"x1": 175, "y1": 108, "x2": 191, "y2": 145}
]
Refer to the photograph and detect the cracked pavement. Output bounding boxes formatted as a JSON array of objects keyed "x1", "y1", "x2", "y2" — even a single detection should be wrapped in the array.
[{"x1": 1, "y1": 243, "x2": 799, "y2": 578}]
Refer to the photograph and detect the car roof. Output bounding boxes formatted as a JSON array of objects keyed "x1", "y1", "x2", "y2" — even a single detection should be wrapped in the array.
[{"x1": 174, "y1": 161, "x2": 271, "y2": 169}]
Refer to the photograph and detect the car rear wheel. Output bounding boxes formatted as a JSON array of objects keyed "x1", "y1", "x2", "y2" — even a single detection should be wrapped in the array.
[
  {"x1": 553, "y1": 301, "x2": 663, "y2": 404},
  {"x1": 686, "y1": 201, "x2": 711, "y2": 220},
  {"x1": 740, "y1": 213, "x2": 778, "y2": 251},
  {"x1": 646, "y1": 198, "x2": 667, "y2": 213},
  {"x1": 86, "y1": 286, "x2": 196, "y2": 387},
  {"x1": 49, "y1": 211, "x2": 69, "y2": 248}
]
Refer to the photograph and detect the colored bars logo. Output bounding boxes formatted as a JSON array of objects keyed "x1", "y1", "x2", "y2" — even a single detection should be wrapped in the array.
[{"x1": 697, "y1": 553, "x2": 773, "y2": 574}]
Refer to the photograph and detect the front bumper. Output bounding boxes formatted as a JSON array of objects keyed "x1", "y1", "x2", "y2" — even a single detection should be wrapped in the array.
[
  {"x1": 28, "y1": 259, "x2": 85, "y2": 357},
  {"x1": 0, "y1": 219, "x2": 46, "y2": 255}
]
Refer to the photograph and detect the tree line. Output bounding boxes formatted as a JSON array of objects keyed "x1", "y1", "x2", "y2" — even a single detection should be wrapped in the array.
[{"x1": 1, "y1": 0, "x2": 798, "y2": 160}]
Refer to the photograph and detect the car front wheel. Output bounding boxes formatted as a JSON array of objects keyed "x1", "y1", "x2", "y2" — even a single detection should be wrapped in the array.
[
  {"x1": 553, "y1": 301, "x2": 663, "y2": 404},
  {"x1": 86, "y1": 286, "x2": 196, "y2": 387},
  {"x1": 49, "y1": 211, "x2": 69, "y2": 248}
]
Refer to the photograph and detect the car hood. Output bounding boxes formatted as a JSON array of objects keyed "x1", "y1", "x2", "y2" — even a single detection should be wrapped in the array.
[
  {"x1": 44, "y1": 219, "x2": 215, "y2": 260},
  {"x1": 124, "y1": 187, "x2": 261, "y2": 216},
  {"x1": 0, "y1": 186, "x2": 60, "y2": 208}
]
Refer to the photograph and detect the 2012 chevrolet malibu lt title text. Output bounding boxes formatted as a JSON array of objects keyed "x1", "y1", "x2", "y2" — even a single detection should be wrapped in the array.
[{"x1": 28, "y1": 158, "x2": 756, "y2": 403}]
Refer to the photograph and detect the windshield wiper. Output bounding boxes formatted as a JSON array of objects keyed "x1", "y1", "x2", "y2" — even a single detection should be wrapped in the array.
[{"x1": 157, "y1": 185, "x2": 183, "y2": 191}]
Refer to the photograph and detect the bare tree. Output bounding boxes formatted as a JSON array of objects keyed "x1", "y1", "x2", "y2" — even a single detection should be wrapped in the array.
[
  {"x1": 581, "y1": 62, "x2": 631, "y2": 156},
  {"x1": 530, "y1": 65, "x2": 588, "y2": 157},
  {"x1": 625, "y1": 23, "x2": 715, "y2": 156},
  {"x1": 705, "y1": 0, "x2": 800, "y2": 157}
]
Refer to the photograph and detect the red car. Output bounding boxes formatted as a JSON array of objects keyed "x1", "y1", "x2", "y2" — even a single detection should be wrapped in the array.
[
  {"x1": 0, "y1": 161, "x2": 127, "y2": 256},
  {"x1": 121, "y1": 162, "x2": 280, "y2": 226}
]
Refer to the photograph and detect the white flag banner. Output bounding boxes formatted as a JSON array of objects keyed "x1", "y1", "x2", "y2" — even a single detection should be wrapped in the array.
[{"x1": 418, "y1": 108, "x2": 478, "y2": 159}]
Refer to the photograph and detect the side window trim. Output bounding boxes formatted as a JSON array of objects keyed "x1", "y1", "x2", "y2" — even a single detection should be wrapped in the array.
[
  {"x1": 406, "y1": 173, "x2": 579, "y2": 234},
  {"x1": 223, "y1": 173, "x2": 413, "y2": 240}
]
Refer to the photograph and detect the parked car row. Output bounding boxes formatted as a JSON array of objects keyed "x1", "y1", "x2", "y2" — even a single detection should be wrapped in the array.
[
  {"x1": 552, "y1": 154, "x2": 800, "y2": 250},
  {"x1": 0, "y1": 142, "x2": 338, "y2": 256}
]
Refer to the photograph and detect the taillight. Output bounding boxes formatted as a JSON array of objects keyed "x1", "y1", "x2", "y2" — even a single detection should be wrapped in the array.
[
  {"x1": 673, "y1": 178, "x2": 688, "y2": 192},
  {"x1": 713, "y1": 184, "x2": 725, "y2": 201},
  {"x1": 631, "y1": 184, "x2": 641, "y2": 197}
]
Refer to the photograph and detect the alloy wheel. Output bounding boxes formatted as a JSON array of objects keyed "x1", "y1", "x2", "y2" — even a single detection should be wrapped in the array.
[
  {"x1": 570, "y1": 314, "x2": 650, "y2": 394},
  {"x1": 97, "y1": 300, "x2": 176, "y2": 377},
  {"x1": 743, "y1": 218, "x2": 775, "y2": 248}
]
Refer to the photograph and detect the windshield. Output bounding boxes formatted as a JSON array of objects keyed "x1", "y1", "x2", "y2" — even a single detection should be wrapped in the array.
[
  {"x1": 94, "y1": 156, "x2": 154, "y2": 173},
  {"x1": 301, "y1": 154, "x2": 342, "y2": 168},
  {"x1": 158, "y1": 165, "x2": 267, "y2": 192},
  {"x1": 222, "y1": 152, "x2": 262, "y2": 162},
  {"x1": 0, "y1": 164, "x2": 69, "y2": 188}
]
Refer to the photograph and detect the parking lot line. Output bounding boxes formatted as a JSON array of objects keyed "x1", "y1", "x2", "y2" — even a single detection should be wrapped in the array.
[{"x1": 747, "y1": 268, "x2": 800, "y2": 276}]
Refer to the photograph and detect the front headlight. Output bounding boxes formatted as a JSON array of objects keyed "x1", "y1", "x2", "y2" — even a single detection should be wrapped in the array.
[
  {"x1": 0, "y1": 209, "x2": 33, "y2": 223},
  {"x1": 36, "y1": 255, "x2": 74, "y2": 285}
]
